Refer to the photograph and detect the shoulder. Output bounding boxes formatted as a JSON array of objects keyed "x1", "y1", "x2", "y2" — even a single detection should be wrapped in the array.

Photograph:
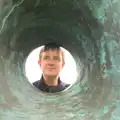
[
  {"x1": 64, "y1": 84, "x2": 70, "y2": 89},
  {"x1": 33, "y1": 80, "x2": 40, "y2": 87},
  {"x1": 60, "y1": 81, "x2": 70, "y2": 89}
]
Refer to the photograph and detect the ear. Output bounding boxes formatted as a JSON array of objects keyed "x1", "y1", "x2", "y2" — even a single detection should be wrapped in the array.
[
  {"x1": 62, "y1": 62, "x2": 65, "y2": 67},
  {"x1": 38, "y1": 60, "x2": 41, "y2": 66}
]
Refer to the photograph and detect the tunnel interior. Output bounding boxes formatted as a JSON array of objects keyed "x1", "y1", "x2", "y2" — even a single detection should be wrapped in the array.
[{"x1": 0, "y1": 0, "x2": 120, "y2": 120}]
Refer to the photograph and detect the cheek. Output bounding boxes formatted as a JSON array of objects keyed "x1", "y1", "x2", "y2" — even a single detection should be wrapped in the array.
[
  {"x1": 40, "y1": 62, "x2": 46, "y2": 69},
  {"x1": 56, "y1": 63, "x2": 63, "y2": 69}
]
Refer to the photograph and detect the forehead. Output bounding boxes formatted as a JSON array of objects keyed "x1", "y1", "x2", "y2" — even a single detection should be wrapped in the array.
[{"x1": 42, "y1": 49, "x2": 62, "y2": 56}]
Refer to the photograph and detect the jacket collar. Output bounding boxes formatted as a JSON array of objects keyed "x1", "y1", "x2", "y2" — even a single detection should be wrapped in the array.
[{"x1": 40, "y1": 75, "x2": 61, "y2": 87}]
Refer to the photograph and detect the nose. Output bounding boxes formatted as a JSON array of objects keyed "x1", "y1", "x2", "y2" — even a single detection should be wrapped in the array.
[
  {"x1": 48, "y1": 64, "x2": 54, "y2": 67},
  {"x1": 47, "y1": 60, "x2": 55, "y2": 66},
  {"x1": 47, "y1": 63, "x2": 55, "y2": 68}
]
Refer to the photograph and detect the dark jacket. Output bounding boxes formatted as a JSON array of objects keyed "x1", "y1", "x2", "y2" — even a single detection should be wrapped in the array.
[{"x1": 33, "y1": 75, "x2": 70, "y2": 93}]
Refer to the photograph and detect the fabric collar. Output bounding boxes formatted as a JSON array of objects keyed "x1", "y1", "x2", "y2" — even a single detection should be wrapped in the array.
[{"x1": 40, "y1": 75, "x2": 61, "y2": 87}]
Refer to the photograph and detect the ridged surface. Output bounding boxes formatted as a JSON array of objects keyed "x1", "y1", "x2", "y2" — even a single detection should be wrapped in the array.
[{"x1": 0, "y1": 0, "x2": 120, "y2": 120}]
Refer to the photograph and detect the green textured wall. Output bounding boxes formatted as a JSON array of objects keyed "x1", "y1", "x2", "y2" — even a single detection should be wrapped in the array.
[{"x1": 0, "y1": 0, "x2": 120, "y2": 120}]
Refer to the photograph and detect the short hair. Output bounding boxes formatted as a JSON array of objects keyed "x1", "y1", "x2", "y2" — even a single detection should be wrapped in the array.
[{"x1": 39, "y1": 42, "x2": 65, "y2": 63}]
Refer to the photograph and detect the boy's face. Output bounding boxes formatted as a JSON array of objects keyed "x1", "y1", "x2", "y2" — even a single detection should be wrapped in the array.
[{"x1": 39, "y1": 49, "x2": 64, "y2": 77}]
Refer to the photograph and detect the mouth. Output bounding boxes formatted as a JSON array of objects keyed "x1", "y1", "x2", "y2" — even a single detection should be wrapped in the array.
[{"x1": 47, "y1": 68, "x2": 56, "y2": 70}]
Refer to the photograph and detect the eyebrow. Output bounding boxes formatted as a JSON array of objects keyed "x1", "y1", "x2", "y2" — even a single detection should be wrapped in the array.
[
  {"x1": 43, "y1": 55, "x2": 49, "y2": 58},
  {"x1": 43, "y1": 56, "x2": 60, "y2": 58},
  {"x1": 54, "y1": 56, "x2": 60, "y2": 59}
]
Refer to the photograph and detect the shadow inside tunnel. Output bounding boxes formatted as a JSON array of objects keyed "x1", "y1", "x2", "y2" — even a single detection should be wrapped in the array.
[{"x1": 0, "y1": 0, "x2": 119, "y2": 119}]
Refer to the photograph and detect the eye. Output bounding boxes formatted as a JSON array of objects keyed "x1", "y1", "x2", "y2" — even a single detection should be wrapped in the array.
[
  {"x1": 54, "y1": 56, "x2": 60, "y2": 60},
  {"x1": 43, "y1": 56, "x2": 49, "y2": 60}
]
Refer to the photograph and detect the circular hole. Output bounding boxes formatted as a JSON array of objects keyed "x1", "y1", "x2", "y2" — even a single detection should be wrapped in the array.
[{"x1": 24, "y1": 43, "x2": 78, "y2": 93}]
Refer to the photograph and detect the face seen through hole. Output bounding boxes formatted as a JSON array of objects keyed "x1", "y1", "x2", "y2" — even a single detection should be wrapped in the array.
[{"x1": 39, "y1": 49, "x2": 65, "y2": 77}]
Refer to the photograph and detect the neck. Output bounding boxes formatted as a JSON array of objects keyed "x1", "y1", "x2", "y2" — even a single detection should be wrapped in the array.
[{"x1": 43, "y1": 75, "x2": 59, "y2": 86}]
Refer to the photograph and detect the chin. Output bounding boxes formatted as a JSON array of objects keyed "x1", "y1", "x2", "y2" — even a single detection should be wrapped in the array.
[{"x1": 44, "y1": 73, "x2": 58, "y2": 77}]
